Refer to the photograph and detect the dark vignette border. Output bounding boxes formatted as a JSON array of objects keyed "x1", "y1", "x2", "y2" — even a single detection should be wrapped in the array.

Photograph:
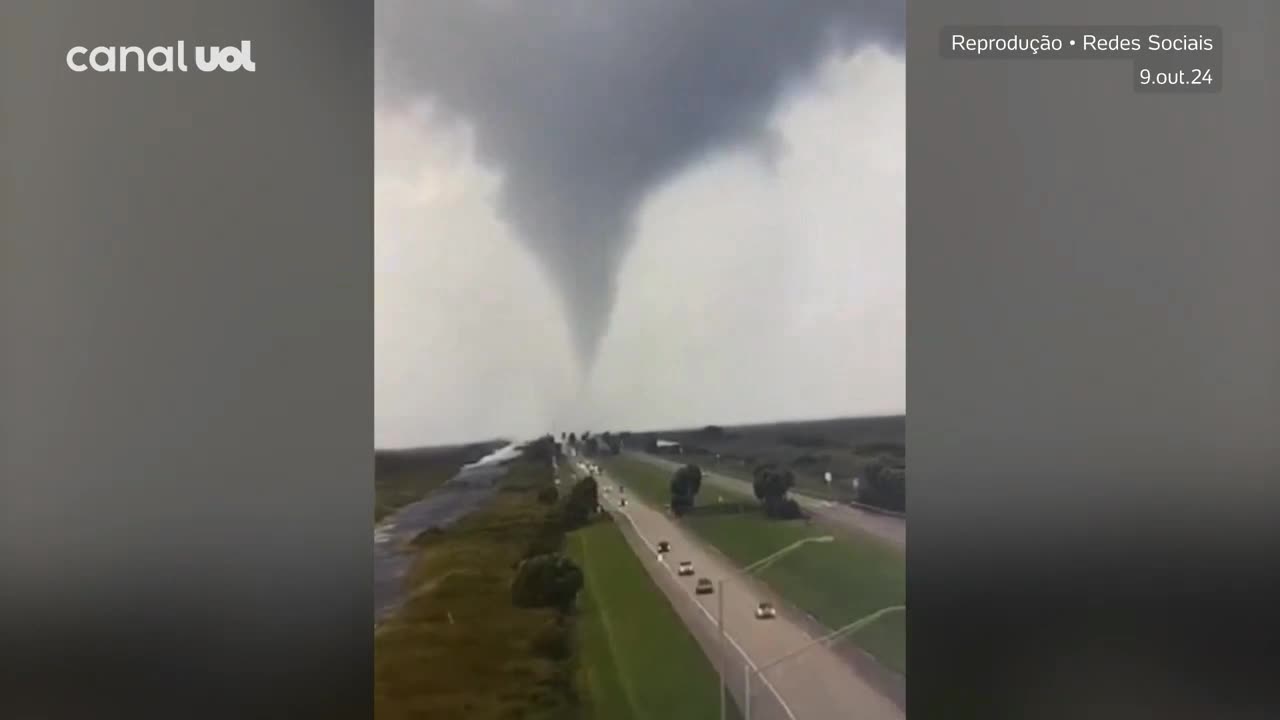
[
  {"x1": 908, "y1": 0, "x2": 1278, "y2": 718},
  {"x1": 1, "y1": 2, "x2": 373, "y2": 718}
]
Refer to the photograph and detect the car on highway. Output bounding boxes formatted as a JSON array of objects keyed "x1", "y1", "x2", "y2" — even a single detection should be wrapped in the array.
[
  {"x1": 619, "y1": 498, "x2": 627, "y2": 507},
  {"x1": 656, "y1": 541, "x2": 671, "y2": 553},
  {"x1": 755, "y1": 602, "x2": 777, "y2": 619},
  {"x1": 695, "y1": 578, "x2": 714, "y2": 595},
  {"x1": 677, "y1": 560, "x2": 694, "y2": 576}
]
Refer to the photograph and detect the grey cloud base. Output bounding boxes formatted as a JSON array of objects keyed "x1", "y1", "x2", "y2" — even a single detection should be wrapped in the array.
[{"x1": 376, "y1": 0, "x2": 904, "y2": 365}]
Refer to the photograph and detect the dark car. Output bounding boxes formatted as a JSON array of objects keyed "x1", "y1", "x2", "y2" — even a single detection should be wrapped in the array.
[
  {"x1": 695, "y1": 578, "x2": 714, "y2": 595},
  {"x1": 657, "y1": 541, "x2": 671, "y2": 553}
]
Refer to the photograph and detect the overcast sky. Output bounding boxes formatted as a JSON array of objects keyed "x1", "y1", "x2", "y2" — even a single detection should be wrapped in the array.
[{"x1": 375, "y1": 1, "x2": 904, "y2": 448}]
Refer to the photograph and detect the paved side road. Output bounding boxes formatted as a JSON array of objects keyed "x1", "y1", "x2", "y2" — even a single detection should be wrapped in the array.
[
  {"x1": 587, "y1": 464, "x2": 904, "y2": 720},
  {"x1": 629, "y1": 452, "x2": 906, "y2": 552}
]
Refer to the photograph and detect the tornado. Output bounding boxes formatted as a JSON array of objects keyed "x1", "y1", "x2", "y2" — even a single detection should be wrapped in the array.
[{"x1": 376, "y1": 0, "x2": 904, "y2": 367}]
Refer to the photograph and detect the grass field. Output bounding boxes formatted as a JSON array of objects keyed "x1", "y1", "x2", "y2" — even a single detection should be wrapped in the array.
[
  {"x1": 374, "y1": 441, "x2": 505, "y2": 522},
  {"x1": 374, "y1": 458, "x2": 580, "y2": 720},
  {"x1": 568, "y1": 518, "x2": 741, "y2": 720},
  {"x1": 603, "y1": 456, "x2": 906, "y2": 675}
]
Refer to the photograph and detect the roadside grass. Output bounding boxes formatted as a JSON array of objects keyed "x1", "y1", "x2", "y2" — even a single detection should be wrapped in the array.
[
  {"x1": 374, "y1": 458, "x2": 581, "y2": 720},
  {"x1": 603, "y1": 456, "x2": 907, "y2": 675},
  {"x1": 568, "y1": 517, "x2": 741, "y2": 720},
  {"x1": 374, "y1": 441, "x2": 502, "y2": 522}
]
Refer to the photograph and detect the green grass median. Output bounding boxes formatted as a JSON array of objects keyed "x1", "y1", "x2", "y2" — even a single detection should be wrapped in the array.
[{"x1": 568, "y1": 518, "x2": 741, "y2": 720}]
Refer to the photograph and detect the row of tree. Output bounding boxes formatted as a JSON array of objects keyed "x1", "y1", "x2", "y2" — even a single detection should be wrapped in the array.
[
  {"x1": 510, "y1": 447, "x2": 602, "y2": 621},
  {"x1": 558, "y1": 430, "x2": 624, "y2": 456},
  {"x1": 661, "y1": 461, "x2": 804, "y2": 520}
]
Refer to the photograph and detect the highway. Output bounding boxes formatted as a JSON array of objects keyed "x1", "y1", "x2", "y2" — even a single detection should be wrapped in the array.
[
  {"x1": 629, "y1": 452, "x2": 906, "y2": 552},
  {"x1": 574, "y1": 458, "x2": 904, "y2": 720}
]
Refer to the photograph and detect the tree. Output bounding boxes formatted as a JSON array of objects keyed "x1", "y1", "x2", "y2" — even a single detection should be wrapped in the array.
[
  {"x1": 858, "y1": 459, "x2": 905, "y2": 512},
  {"x1": 702, "y1": 425, "x2": 725, "y2": 437},
  {"x1": 599, "y1": 431, "x2": 621, "y2": 455},
  {"x1": 642, "y1": 436, "x2": 660, "y2": 453},
  {"x1": 536, "y1": 485, "x2": 559, "y2": 505},
  {"x1": 571, "y1": 475, "x2": 599, "y2": 509},
  {"x1": 523, "y1": 435, "x2": 557, "y2": 465},
  {"x1": 560, "y1": 475, "x2": 599, "y2": 529},
  {"x1": 511, "y1": 553, "x2": 584, "y2": 612},
  {"x1": 751, "y1": 463, "x2": 781, "y2": 499},
  {"x1": 669, "y1": 464, "x2": 703, "y2": 516},
  {"x1": 752, "y1": 464, "x2": 802, "y2": 519}
]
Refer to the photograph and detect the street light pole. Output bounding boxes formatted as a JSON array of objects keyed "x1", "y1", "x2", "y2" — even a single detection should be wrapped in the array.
[{"x1": 715, "y1": 535, "x2": 834, "y2": 720}]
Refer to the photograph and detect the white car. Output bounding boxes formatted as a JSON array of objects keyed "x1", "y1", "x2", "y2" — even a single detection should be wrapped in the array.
[
  {"x1": 677, "y1": 561, "x2": 694, "y2": 576},
  {"x1": 755, "y1": 602, "x2": 777, "y2": 620}
]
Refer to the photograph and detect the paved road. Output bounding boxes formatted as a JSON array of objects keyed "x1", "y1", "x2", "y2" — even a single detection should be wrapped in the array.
[
  {"x1": 631, "y1": 452, "x2": 906, "y2": 552},
  {"x1": 582, "y1": 462, "x2": 904, "y2": 720}
]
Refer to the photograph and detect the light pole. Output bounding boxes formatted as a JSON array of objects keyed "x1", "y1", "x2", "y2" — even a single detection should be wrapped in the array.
[
  {"x1": 741, "y1": 604, "x2": 906, "y2": 720},
  {"x1": 718, "y1": 535, "x2": 836, "y2": 720}
]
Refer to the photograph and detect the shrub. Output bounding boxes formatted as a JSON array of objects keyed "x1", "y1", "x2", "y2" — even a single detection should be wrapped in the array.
[
  {"x1": 511, "y1": 553, "x2": 584, "y2": 613},
  {"x1": 858, "y1": 460, "x2": 906, "y2": 512},
  {"x1": 558, "y1": 475, "x2": 599, "y2": 530}
]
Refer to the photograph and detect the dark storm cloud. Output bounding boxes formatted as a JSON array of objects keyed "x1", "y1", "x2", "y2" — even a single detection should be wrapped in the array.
[{"x1": 376, "y1": 0, "x2": 905, "y2": 365}]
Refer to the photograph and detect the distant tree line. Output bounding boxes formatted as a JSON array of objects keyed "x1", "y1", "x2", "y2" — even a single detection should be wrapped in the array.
[
  {"x1": 509, "y1": 451, "x2": 609, "y2": 633},
  {"x1": 561, "y1": 430, "x2": 623, "y2": 457}
]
